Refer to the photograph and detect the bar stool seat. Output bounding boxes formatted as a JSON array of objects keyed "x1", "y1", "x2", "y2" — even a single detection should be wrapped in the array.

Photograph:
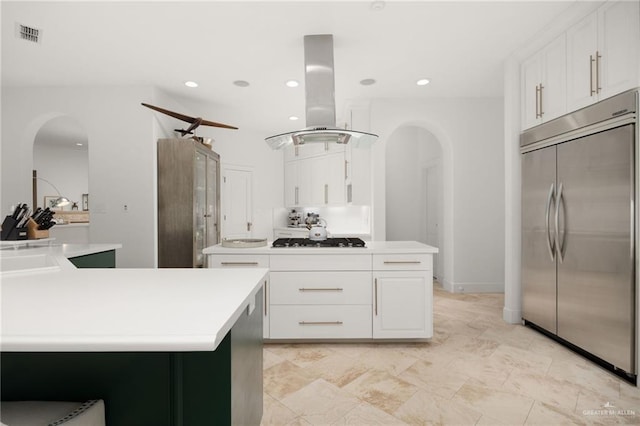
[{"x1": 0, "y1": 400, "x2": 105, "y2": 426}]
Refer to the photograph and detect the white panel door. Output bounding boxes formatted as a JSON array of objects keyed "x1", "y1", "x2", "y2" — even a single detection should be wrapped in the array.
[
  {"x1": 566, "y1": 11, "x2": 598, "y2": 111},
  {"x1": 222, "y1": 165, "x2": 253, "y2": 239},
  {"x1": 373, "y1": 271, "x2": 432, "y2": 339}
]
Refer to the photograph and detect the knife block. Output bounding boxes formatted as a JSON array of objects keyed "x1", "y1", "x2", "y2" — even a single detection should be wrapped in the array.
[
  {"x1": 1, "y1": 216, "x2": 28, "y2": 241},
  {"x1": 27, "y1": 218, "x2": 49, "y2": 240}
]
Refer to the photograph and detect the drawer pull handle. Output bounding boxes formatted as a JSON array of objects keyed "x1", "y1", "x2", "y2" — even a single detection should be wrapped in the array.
[
  {"x1": 220, "y1": 262, "x2": 259, "y2": 266},
  {"x1": 298, "y1": 321, "x2": 343, "y2": 325},
  {"x1": 383, "y1": 261, "x2": 421, "y2": 264},
  {"x1": 298, "y1": 288, "x2": 344, "y2": 292}
]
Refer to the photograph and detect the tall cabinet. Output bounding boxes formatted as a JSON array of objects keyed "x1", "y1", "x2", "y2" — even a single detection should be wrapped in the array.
[{"x1": 158, "y1": 138, "x2": 220, "y2": 268}]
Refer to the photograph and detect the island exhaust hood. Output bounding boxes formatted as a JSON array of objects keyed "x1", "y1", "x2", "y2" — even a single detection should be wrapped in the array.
[{"x1": 265, "y1": 35, "x2": 378, "y2": 150}]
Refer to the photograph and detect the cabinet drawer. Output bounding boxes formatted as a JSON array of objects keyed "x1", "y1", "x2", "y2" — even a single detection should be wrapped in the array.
[
  {"x1": 269, "y1": 305, "x2": 372, "y2": 339},
  {"x1": 270, "y1": 271, "x2": 371, "y2": 305},
  {"x1": 270, "y1": 254, "x2": 371, "y2": 271},
  {"x1": 372, "y1": 254, "x2": 431, "y2": 271},
  {"x1": 208, "y1": 254, "x2": 269, "y2": 268}
]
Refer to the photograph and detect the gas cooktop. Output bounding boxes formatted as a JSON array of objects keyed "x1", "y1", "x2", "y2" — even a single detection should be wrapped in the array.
[{"x1": 272, "y1": 237, "x2": 366, "y2": 248}]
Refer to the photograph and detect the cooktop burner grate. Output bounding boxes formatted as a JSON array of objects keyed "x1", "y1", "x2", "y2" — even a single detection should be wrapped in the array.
[{"x1": 272, "y1": 237, "x2": 366, "y2": 248}]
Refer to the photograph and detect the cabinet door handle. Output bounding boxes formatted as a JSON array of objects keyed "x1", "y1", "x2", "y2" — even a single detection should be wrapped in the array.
[
  {"x1": 590, "y1": 54, "x2": 596, "y2": 96},
  {"x1": 383, "y1": 260, "x2": 421, "y2": 264},
  {"x1": 264, "y1": 280, "x2": 268, "y2": 317},
  {"x1": 595, "y1": 51, "x2": 602, "y2": 94},
  {"x1": 298, "y1": 287, "x2": 344, "y2": 292},
  {"x1": 295, "y1": 146, "x2": 299, "y2": 157},
  {"x1": 324, "y1": 184, "x2": 328, "y2": 204},
  {"x1": 295, "y1": 186, "x2": 299, "y2": 205},
  {"x1": 538, "y1": 84, "x2": 544, "y2": 117},
  {"x1": 220, "y1": 261, "x2": 259, "y2": 266},
  {"x1": 344, "y1": 160, "x2": 348, "y2": 180},
  {"x1": 374, "y1": 278, "x2": 378, "y2": 316},
  {"x1": 535, "y1": 84, "x2": 541, "y2": 118},
  {"x1": 247, "y1": 222, "x2": 252, "y2": 232},
  {"x1": 299, "y1": 321, "x2": 343, "y2": 325}
]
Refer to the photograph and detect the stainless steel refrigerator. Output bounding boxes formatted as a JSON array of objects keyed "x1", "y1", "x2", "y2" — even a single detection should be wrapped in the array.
[{"x1": 521, "y1": 89, "x2": 637, "y2": 380}]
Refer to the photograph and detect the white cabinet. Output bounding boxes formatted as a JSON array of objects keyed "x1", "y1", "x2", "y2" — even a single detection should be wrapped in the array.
[
  {"x1": 268, "y1": 254, "x2": 372, "y2": 339},
  {"x1": 372, "y1": 254, "x2": 433, "y2": 339},
  {"x1": 521, "y1": 34, "x2": 567, "y2": 129},
  {"x1": 208, "y1": 254, "x2": 270, "y2": 339},
  {"x1": 284, "y1": 152, "x2": 346, "y2": 207},
  {"x1": 566, "y1": 0, "x2": 640, "y2": 111}
]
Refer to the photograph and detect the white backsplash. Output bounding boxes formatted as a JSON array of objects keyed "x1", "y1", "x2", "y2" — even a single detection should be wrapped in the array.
[{"x1": 273, "y1": 205, "x2": 371, "y2": 236}]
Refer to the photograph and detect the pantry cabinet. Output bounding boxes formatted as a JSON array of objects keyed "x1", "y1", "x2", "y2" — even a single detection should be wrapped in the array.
[
  {"x1": 566, "y1": 0, "x2": 639, "y2": 111},
  {"x1": 521, "y1": 34, "x2": 567, "y2": 129}
]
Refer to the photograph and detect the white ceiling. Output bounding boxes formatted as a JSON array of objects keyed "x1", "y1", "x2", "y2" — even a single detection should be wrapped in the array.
[{"x1": 2, "y1": 1, "x2": 574, "y2": 139}]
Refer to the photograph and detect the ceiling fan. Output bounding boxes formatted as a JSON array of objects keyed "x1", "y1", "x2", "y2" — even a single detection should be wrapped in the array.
[{"x1": 141, "y1": 103, "x2": 238, "y2": 143}]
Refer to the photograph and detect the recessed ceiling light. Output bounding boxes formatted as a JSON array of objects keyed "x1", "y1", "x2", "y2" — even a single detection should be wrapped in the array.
[
  {"x1": 286, "y1": 80, "x2": 299, "y2": 88},
  {"x1": 360, "y1": 78, "x2": 376, "y2": 86},
  {"x1": 233, "y1": 80, "x2": 250, "y2": 87},
  {"x1": 289, "y1": 116, "x2": 299, "y2": 121},
  {"x1": 184, "y1": 81, "x2": 198, "y2": 88},
  {"x1": 416, "y1": 79, "x2": 430, "y2": 86},
  {"x1": 76, "y1": 143, "x2": 83, "y2": 146}
]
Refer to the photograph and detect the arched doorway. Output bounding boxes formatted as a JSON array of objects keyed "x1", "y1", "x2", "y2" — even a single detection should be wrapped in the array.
[{"x1": 385, "y1": 125, "x2": 444, "y2": 282}]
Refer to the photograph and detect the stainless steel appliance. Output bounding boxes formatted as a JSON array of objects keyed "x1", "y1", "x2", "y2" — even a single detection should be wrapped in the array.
[
  {"x1": 272, "y1": 237, "x2": 365, "y2": 248},
  {"x1": 157, "y1": 138, "x2": 220, "y2": 268},
  {"x1": 521, "y1": 89, "x2": 637, "y2": 381}
]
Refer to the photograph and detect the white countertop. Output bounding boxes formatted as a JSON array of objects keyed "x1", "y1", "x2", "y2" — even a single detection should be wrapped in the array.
[
  {"x1": 204, "y1": 240, "x2": 438, "y2": 255},
  {"x1": 1, "y1": 244, "x2": 268, "y2": 353}
]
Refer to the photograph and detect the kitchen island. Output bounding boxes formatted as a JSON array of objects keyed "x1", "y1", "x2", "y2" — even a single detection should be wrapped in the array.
[
  {"x1": 1, "y1": 243, "x2": 267, "y2": 425},
  {"x1": 205, "y1": 240, "x2": 438, "y2": 341}
]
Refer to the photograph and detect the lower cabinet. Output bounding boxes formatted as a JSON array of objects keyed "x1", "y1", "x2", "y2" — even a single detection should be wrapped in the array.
[
  {"x1": 372, "y1": 271, "x2": 432, "y2": 339},
  {"x1": 207, "y1": 251, "x2": 434, "y2": 340},
  {"x1": 68, "y1": 250, "x2": 116, "y2": 268},
  {"x1": 269, "y1": 271, "x2": 372, "y2": 339},
  {"x1": 208, "y1": 254, "x2": 270, "y2": 339}
]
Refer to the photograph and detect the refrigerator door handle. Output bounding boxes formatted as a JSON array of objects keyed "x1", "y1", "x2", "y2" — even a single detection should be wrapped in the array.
[
  {"x1": 545, "y1": 183, "x2": 556, "y2": 262},
  {"x1": 555, "y1": 182, "x2": 565, "y2": 263}
]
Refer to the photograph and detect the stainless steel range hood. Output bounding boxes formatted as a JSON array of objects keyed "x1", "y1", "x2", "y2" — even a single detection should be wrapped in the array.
[{"x1": 265, "y1": 35, "x2": 378, "y2": 149}]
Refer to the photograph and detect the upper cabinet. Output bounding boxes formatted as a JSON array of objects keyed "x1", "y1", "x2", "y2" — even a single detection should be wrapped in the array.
[
  {"x1": 521, "y1": 34, "x2": 567, "y2": 129},
  {"x1": 521, "y1": 0, "x2": 639, "y2": 130},
  {"x1": 566, "y1": 0, "x2": 640, "y2": 111}
]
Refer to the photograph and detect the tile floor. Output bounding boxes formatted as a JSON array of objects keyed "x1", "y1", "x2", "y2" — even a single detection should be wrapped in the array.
[{"x1": 261, "y1": 284, "x2": 640, "y2": 425}]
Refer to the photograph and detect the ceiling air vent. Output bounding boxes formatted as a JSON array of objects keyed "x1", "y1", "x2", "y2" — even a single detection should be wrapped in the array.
[{"x1": 16, "y1": 23, "x2": 42, "y2": 43}]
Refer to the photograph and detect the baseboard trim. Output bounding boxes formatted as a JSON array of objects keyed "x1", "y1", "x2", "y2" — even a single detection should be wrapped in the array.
[
  {"x1": 449, "y1": 282, "x2": 504, "y2": 293},
  {"x1": 503, "y1": 306, "x2": 522, "y2": 324}
]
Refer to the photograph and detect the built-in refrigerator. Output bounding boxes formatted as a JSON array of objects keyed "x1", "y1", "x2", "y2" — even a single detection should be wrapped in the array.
[
  {"x1": 157, "y1": 138, "x2": 220, "y2": 268},
  {"x1": 521, "y1": 89, "x2": 637, "y2": 381}
]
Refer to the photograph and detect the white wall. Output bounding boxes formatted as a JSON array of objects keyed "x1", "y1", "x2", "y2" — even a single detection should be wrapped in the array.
[
  {"x1": 371, "y1": 98, "x2": 505, "y2": 292},
  {"x1": 2, "y1": 86, "x2": 157, "y2": 267},
  {"x1": 1, "y1": 86, "x2": 283, "y2": 267}
]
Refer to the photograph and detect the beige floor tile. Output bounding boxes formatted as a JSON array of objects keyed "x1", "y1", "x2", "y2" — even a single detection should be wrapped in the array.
[
  {"x1": 487, "y1": 342, "x2": 553, "y2": 375},
  {"x1": 261, "y1": 393, "x2": 299, "y2": 426},
  {"x1": 333, "y1": 402, "x2": 407, "y2": 425},
  {"x1": 280, "y1": 379, "x2": 361, "y2": 425},
  {"x1": 343, "y1": 370, "x2": 419, "y2": 415},
  {"x1": 575, "y1": 390, "x2": 640, "y2": 424},
  {"x1": 285, "y1": 417, "x2": 314, "y2": 426},
  {"x1": 452, "y1": 381, "x2": 535, "y2": 425},
  {"x1": 263, "y1": 346, "x2": 287, "y2": 369},
  {"x1": 304, "y1": 351, "x2": 370, "y2": 388},
  {"x1": 524, "y1": 400, "x2": 586, "y2": 425},
  {"x1": 502, "y1": 369, "x2": 580, "y2": 411},
  {"x1": 399, "y1": 359, "x2": 469, "y2": 399},
  {"x1": 447, "y1": 354, "x2": 513, "y2": 388},
  {"x1": 393, "y1": 389, "x2": 482, "y2": 426},
  {"x1": 548, "y1": 359, "x2": 621, "y2": 401},
  {"x1": 478, "y1": 324, "x2": 539, "y2": 351},
  {"x1": 326, "y1": 343, "x2": 378, "y2": 359},
  {"x1": 355, "y1": 345, "x2": 420, "y2": 376},
  {"x1": 264, "y1": 360, "x2": 316, "y2": 400},
  {"x1": 266, "y1": 343, "x2": 334, "y2": 368}
]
